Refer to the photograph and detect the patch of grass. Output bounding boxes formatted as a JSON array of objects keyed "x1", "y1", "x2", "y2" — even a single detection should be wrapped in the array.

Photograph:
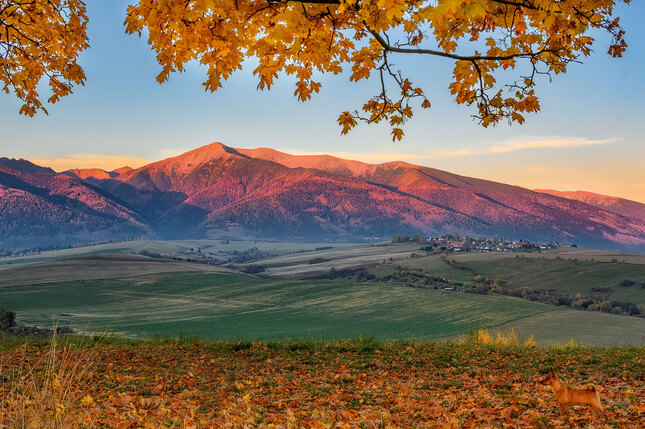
[
  {"x1": 396, "y1": 254, "x2": 475, "y2": 283},
  {"x1": 0, "y1": 333, "x2": 99, "y2": 428}
]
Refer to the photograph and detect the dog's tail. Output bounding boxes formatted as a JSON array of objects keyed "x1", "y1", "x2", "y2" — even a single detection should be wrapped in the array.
[{"x1": 583, "y1": 384, "x2": 598, "y2": 392}]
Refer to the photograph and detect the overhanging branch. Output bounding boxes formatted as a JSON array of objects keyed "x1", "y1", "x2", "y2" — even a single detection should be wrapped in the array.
[{"x1": 367, "y1": 26, "x2": 551, "y2": 62}]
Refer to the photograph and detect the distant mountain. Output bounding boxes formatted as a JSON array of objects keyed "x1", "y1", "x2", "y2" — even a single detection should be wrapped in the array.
[
  {"x1": 0, "y1": 157, "x2": 54, "y2": 175},
  {"x1": 113, "y1": 166, "x2": 134, "y2": 175},
  {"x1": 1, "y1": 143, "x2": 644, "y2": 251},
  {"x1": 0, "y1": 169, "x2": 155, "y2": 249},
  {"x1": 234, "y1": 146, "x2": 645, "y2": 248},
  {"x1": 64, "y1": 168, "x2": 118, "y2": 181},
  {"x1": 535, "y1": 189, "x2": 645, "y2": 223}
]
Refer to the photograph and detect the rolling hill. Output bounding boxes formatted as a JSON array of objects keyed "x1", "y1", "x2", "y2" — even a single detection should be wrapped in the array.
[{"x1": 1, "y1": 142, "x2": 644, "y2": 250}]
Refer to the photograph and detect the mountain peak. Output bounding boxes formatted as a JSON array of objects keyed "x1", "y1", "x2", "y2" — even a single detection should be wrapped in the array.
[
  {"x1": 162, "y1": 142, "x2": 249, "y2": 169},
  {"x1": 65, "y1": 168, "x2": 116, "y2": 180},
  {"x1": 0, "y1": 157, "x2": 55, "y2": 175},
  {"x1": 122, "y1": 142, "x2": 248, "y2": 180},
  {"x1": 113, "y1": 166, "x2": 134, "y2": 175},
  {"x1": 182, "y1": 142, "x2": 247, "y2": 161}
]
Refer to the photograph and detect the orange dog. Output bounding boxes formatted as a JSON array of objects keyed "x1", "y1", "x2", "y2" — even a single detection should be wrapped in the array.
[{"x1": 540, "y1": 369, "x2": 607, "y2": 419}]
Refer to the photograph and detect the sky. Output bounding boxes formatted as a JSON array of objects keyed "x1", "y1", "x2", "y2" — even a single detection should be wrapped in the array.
[{"x1": 1, "y1": 1, "x2": 644, "y2": 203}]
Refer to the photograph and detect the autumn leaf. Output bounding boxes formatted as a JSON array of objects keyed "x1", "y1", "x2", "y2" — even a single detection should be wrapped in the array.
[{"x1": 391, "y1": 127, "x2": 404, "y2": 142}]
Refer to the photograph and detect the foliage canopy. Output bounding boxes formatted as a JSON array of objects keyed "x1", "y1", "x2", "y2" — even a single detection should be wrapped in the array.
[
  {"x1": 0, "y1": 0, "x2": 88, "y2": 116},
  {"x1": 1, "y1": 0, "x2": 630, "y2": 139}
]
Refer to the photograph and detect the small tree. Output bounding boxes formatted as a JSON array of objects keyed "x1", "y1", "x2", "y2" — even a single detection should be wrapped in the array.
[{"x1": 0, "y1": 309, "x2": 16, "y2": 330}]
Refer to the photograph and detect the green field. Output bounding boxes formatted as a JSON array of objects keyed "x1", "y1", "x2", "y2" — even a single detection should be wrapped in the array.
[
  {"x1": 0, "y1": 271, "x2": 557, "y2": 341},
  {"x1": 396, "y1": 254, "x2": 475, "y2": 282},
  {"x1": 460, "y1": 256, "x2": 645, "y2": 303},
  {"x1": 396, "y1": 251, "x2": 645, "y2": 304}
]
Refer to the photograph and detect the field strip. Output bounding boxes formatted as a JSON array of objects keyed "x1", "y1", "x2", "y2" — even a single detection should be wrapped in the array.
[
  {"x1": 242, "y1": 243, "x2": 419, "y2": 267},
  {"x1": 0, "y1": 256, "x2": 231, "y2": 287},
  {"x1": 259, "y1": 253, "x2": 419, "y2": 278},
  {"x1": 1, "y1": 272, "x2": 564, "y2": 342},
  {"x1": 496, "y1": 309, "x2": 645, "y2": 346},
  {"x1": 451, "y1": 248, "x2": 645, "y2": 265}
]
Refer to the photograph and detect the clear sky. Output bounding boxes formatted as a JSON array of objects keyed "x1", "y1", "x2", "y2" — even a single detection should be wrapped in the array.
[{"x1": 1, "y1": 1, "x2": 644, "y2": 203}]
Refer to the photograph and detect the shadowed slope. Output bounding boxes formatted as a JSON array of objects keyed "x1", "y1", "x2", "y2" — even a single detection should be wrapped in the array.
[{"x1": 0, "y1": 170, "x2": 155, "y2": 248}]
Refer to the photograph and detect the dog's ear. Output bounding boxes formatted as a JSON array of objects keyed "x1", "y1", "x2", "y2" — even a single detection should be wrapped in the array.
[{"x1": 549, "y1": 368, "x2": 555, "y2": 375}]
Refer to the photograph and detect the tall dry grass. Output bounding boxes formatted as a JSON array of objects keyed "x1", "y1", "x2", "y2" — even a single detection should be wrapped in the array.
[
  {"x1": 459, "y1": 328, "x2": 536, "y2": 347},
  {"x1": 0, "y1": 332, "x2": 97, "y2": 428}
]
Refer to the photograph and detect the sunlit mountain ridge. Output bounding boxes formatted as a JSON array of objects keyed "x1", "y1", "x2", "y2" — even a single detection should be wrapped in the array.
[{"x1": 1, "y1": 143, "x2": 644, "y2": 251}]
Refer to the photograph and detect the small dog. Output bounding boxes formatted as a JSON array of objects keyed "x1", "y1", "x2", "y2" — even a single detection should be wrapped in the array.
[{"x1": 539, "y1": 368, "x2": 607, "y2": 419}]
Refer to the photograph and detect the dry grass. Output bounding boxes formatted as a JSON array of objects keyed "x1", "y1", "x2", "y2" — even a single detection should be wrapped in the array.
[
  {"x1": 0, "y1": 333, "x2": 97, "y2": 428},
  {"x1": 459, "y1": 328, "x2": 536, "y2": 347}
]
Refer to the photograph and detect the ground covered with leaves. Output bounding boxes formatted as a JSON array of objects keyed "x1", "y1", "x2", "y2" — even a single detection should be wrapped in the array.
[{"x1": 0, "y1": 335, "x2": 643, "y2": 428}]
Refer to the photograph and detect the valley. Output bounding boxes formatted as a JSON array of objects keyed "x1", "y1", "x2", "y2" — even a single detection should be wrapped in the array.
[{"x1": 1, "y1": 240, "x2": 644, "y2": 345}]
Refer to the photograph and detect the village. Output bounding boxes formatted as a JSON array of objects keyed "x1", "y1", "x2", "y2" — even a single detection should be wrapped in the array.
[{"x1": 392, "y1": 234, "x2": 565, "y2": 253}]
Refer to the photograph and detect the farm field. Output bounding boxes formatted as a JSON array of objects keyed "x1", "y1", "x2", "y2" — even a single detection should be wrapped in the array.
[
  {"x1": 0, "y1": 254, "x2": 230, "y2": 287},
  {"x1": 397, "y1": 251, "x2": 645, "y2": 305},
  {"x1": 501, "y1": 310, "x2": 645, "y2": 346},
  {"x1": 460, "y1": 257, "x2": 645, "y2": 304},
  {"x1": 0, "y1": 269, "x2": 554, "y2": 341},
  {"x1": 0, "y1": 240, "x2": 362, "y2": 271},
  {"x1": 238, "y1": 242, "x2": 421, "y2": 278},
  {"x1": 2, "y1": 241, "x2": 645, "y2": 345}
]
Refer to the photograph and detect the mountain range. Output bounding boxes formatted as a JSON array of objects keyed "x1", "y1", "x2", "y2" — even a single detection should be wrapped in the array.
[{"x1": 1, "y1": 144, "x2": 644, "y2": 251}]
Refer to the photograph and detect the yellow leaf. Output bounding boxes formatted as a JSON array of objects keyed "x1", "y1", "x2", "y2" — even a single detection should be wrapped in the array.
[{"x1": 391, "y1": 128, "x2": 404, "y2": 142}]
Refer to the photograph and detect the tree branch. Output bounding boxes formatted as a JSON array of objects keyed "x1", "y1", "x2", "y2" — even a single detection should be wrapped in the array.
[{"x1": 368, "y1": 25, "x2": 558, "y2": 62}]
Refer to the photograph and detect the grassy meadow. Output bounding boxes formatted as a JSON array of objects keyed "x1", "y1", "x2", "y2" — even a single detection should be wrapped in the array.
[
  {"x1": 397, "y1": 251, "x2": 645, "y2": 300},
  {"x1": 454, "y1": 254, "x2": 645, "y2": 303}
]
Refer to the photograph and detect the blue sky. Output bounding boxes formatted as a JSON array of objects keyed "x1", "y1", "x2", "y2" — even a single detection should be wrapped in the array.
[{"x1": 1, "y1": 1, "x2": 644, "y2": 202}]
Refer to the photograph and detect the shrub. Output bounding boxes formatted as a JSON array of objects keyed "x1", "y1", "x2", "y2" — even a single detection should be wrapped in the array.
[
  {"x1": 617, "y1": 279, "x2": 635, "y2": 287},
  {"x1": 241, "y1": 264, "x2": 266, "y2": 274},
  {"x1": 0, "y1": 310, "x2": 16, "y2": 330}
]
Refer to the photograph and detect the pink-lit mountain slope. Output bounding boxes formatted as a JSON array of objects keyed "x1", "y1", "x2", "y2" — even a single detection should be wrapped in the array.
[
  {"x1": 0, "y1": 166, "x2": 155, "y2": 249},
  {"x1": 64, "y1": 168, "x2": 118, "y2": 181},
  {"x1": 535, "y1": 189, "x2": 645, "y2": 223},
  {"x1": 92, "y1": 142, "x2": 645, "y2": 249},
  {"x1": 100, "y1": 143, "x2": 477, "y2": 239},
  {"x1": 2, "y1": 144, "x2": 645, "y2": 251},
  {"x1": 234, "y1": 146, "x2": 645, "y2": 249}
]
